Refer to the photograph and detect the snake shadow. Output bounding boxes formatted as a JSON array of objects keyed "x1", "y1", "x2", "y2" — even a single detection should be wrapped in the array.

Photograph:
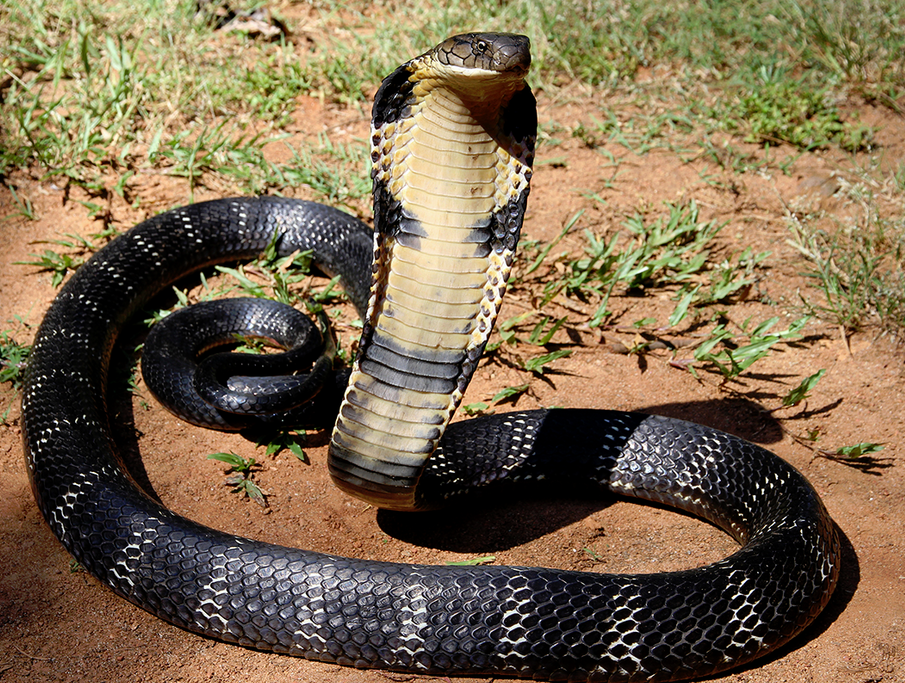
[
  {"x1": 377, "y1": 487, "x2": 617, "y2": 554},
  {"x1": 377, "y1": 396, "x2": 787, "y2": 551},
  {"x1": 105, "y1": 328, "x2": 160, "y2": 501},
  {"x1": 637, "y1": 397, "x2": 785, "y2": 445}
]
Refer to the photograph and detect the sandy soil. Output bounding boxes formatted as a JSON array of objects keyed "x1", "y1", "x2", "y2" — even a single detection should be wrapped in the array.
[{"x1": 0, "y1": 49, "x2": 903, "y2": 683}]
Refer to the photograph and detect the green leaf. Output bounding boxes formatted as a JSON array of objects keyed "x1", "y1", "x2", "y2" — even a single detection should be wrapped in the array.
[
  {"x1": 445, "y1": 555, "x2": 495, "y2": 566},
  {"x1": 583, "y1": 547, "x2": 603, "y2": 561},
  {"x1": 669, "y1": 288, "x2": 697, "y2": 326},
  {"x1": 208, "y1": 452, "x2": 254, "y2": 472},
  {"x1": 523, "y1": 349, "x2": 572, "y2": 374},
  {"x1": 492, "y1": 383, "x2": 530, "y2": 403},
  {"x1": 836, "y1": 443, "x2": 885, "y2": 458},
  {"x1": 523, "y1": 211, "x2": 581, "y2": 276},
  {"x1": 528, "y1": 316, "x2": 567, "y2": 346},
  {"x1": 259, "y1": 430, "x2": 309, "y2": 463},
  {"x1": 0, "y1": 332, "x2": 30, "y2": 388},
  {"x1": 241, "y1": 480, "x2": 268, "y2": 507},
  {"x1": 312, "y1": 275, "x2": 344, "y2": 304},
  {"x1": 148, "y1": 126, "x2": 163, "y2": 161},
  {"x1": 260, "y1": 227, "x2": 283, "y2": 265},
  {"x1": 215, "y1": 265, "x2": 266, "y2": 297},
  {"x1": 462, "y1": 402, "x2": 490, "y2": 415},
  {"x1": 287, "y1": 440, "x2": 308, "y2": 462},
  {"x1": 749, "y1": 316, "x2": 779, "y2": 338},
  {"x1": 693, "y1": 325, "x2": 731, "y2": 358},
  {"x1": 782, "y1": 369, "x2": 826, "y2": 407},
  {"x1": 78, "y1": 200, "x2": 106, "y2": 218},
  {"x1": 207, "y1": 451, "x2": 244, "y2": 466}
]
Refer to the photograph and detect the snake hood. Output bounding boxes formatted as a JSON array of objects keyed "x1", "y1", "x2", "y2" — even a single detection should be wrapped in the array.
[
  {"x1": 330, "y1": 33, "x2": 537, "y2": 509},
  {"x1": 373, "y1": 33, "x2": 534, "y2": 123}
]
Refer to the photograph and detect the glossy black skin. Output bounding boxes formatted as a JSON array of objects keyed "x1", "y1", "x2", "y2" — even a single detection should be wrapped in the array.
[
  {"x1": 22, "y1": 33, "x2": 839, "y2": 683},
  {"x1": 22, "y1": 196, "x2": 838, "y2": 682}
]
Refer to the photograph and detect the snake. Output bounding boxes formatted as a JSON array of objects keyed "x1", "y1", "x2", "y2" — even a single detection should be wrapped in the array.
[{"x1": 22, "y1": 33, "x2": 840, "y2": 682}]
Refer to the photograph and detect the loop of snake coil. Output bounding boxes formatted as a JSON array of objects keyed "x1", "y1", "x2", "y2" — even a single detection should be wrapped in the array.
[{"x1": 22, "y1": 33, "x2": 839, "y2": 682}]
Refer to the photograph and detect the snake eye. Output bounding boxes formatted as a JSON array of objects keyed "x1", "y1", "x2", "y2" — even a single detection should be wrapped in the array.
[{"x1": 474, "y1": 39, "x2": 489, "y2": 54}]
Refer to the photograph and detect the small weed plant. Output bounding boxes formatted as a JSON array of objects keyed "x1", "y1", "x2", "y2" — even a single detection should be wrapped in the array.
[
  {"x1": 788, "y1": 195, "x2": 905, "y2": 336},
  {"x1": 207, "y1": 452, "x2": 267, "y2": 507}
]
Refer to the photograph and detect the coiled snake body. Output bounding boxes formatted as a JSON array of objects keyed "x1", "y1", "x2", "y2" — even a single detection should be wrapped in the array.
[{"x1": 22, "y1": 34, "x2": 839, "y2": 682}]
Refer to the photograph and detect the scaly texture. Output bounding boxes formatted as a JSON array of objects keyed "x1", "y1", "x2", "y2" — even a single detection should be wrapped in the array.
[
  {"x1": 329, "y1": 33, "x2": 536, "y2": 509},
  {"x1": 22, "y1": 33, "x2": 839, "y2": 683}
]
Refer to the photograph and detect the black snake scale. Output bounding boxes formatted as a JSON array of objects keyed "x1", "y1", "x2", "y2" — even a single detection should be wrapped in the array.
[
  {"x1": 22, "y1": 33, "x2": 839, "y2": 682},
  {"x1": 143, "y1": 297, "x2": 344, "y2": 429}
]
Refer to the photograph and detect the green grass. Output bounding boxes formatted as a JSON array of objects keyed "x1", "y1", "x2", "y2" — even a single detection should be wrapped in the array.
[
  {"x1": 0, "y1": 329, "x2": 29, "y2": 389},
  {"x1": 690, "y1": 314, "x2": 809, "y2": 382},
  {"x1": 207, "y1": 451, "x2": 267, "y2": 507},
  {"x1": 522, "y1": 201, "x2": 737, "y2": 327},
  {"x1": 5, "y1": 0, "x2": 904, "y2": 178},
  {"x1": 13, "y1": 226, "x2": 117, "y2": 287},
  {"x1": 2, "y1": 0, "x2": 904, "y2": 439},
  {"x1": 503, "y1": 200, "x2": 812, "y2": 385},
  {"x1": 1, "y1": 0, "x2": 368, "y2": 200},
  {"x1": 789, "y1": 199, "x2": 905, "y2": 335},
  {"x1": 717, "y1": 69, "x2": 875, "y2": 151},
  {"x1": 0, "y1": 327, "x2": 30, "y2": 421}
]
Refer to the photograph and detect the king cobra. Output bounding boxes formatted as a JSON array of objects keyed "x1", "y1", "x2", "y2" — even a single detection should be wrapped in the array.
[{"x1": 22, "y1": 34, "x2": 839, "y2": 681}]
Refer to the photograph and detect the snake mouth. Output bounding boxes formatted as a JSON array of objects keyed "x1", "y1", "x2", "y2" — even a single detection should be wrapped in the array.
[{"x1": 431, "y1": 32, "x2": 531, "y2": 80}]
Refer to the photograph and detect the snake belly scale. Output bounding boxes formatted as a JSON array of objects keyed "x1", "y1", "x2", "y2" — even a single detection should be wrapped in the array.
[
  {"x1": 21, "y1": 33, "x2": 839, "y2": 682},
  {"x1": 330, "y1": 34, "x2": 535, "y2": 510}
]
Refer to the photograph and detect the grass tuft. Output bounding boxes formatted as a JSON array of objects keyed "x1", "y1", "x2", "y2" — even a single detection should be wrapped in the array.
[
  {"x1": 717, "y1": 68, "x2": 875, "y2": 151},
  {"x1": 788, "y1": 198, "x2": 905, "y2": 336}
]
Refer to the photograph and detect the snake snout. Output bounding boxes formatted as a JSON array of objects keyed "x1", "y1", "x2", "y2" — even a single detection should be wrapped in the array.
[
  {"x1": 490, "y1": 34, "x2": 531, "y2": 75},
  {"x1": 435, "y1": 32, "x2": 531, "y2": 77}
]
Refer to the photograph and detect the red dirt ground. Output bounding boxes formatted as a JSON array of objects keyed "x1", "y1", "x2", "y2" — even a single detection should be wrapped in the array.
[{"x1": 0, "y1": 66, "x2": 903, "y2": 683}]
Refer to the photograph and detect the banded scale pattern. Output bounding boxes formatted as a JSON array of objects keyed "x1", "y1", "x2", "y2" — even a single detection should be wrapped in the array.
[
  {"x1": 142, "y1": 298, "x2": 340, "y2": 429},
  {"x1": 328, "y1": 34, "x2": 536, "y2": 510},
  {"x1": 22, "y1": 33, "x2": 840, "y2": 682}
]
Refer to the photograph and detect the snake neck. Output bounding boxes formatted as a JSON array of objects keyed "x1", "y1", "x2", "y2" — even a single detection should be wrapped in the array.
[{"x1": 328, "y1": 46, "x2": 536, "y2": 510}]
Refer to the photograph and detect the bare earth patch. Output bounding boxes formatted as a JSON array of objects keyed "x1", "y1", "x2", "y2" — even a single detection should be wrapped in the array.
[{"x1": 0, "y1": 91, "x2": 902, "y2": 683}]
